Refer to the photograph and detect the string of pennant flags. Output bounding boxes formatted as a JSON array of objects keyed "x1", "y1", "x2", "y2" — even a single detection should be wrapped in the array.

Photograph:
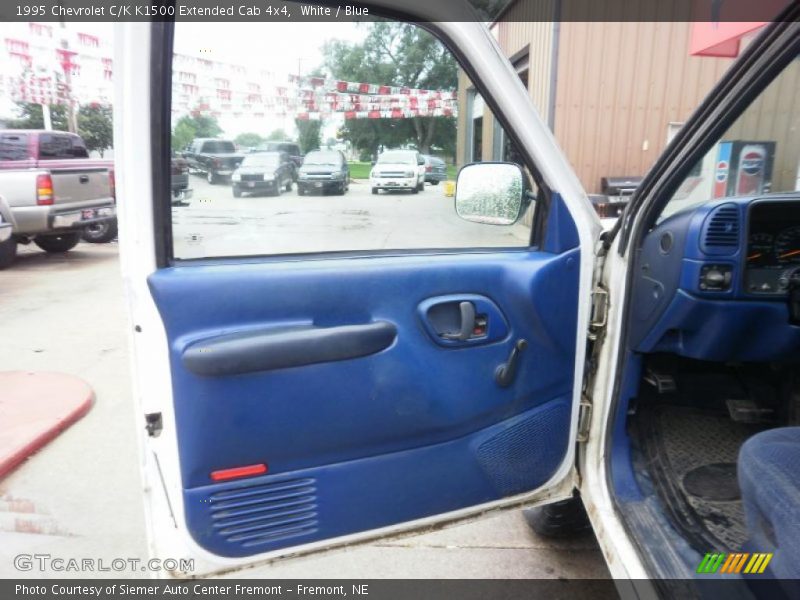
[
  {"x1": 296, "y1": 107, "x2": 456, "y2": 121},
  {"x1": 4, "y1": 70, "x2": 459, "y2": 120},
  {"x1": 288, "y1": 74, "x2": 458, "y2": 99},
  {"x1": 171, "y1": 83, "x2": 459, "y2": 120},
  {"x1": 171, "y1": 76, "x2": 459, "y2": 119}
]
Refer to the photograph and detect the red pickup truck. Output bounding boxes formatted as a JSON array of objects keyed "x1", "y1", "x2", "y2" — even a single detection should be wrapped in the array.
[{"x1": 0, "y1": 130, "x2": 117, "y2": 267}]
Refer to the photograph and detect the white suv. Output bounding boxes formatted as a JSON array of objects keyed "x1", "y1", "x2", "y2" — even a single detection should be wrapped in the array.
[{"x1": 370, "y1": 150, "x2": 425, "y2": 194}]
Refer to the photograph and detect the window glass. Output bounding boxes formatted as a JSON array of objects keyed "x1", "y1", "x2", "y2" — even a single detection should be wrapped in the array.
[
  {"x1": 199, "y1": 140, "x2": 236, "y2": 154},
  {"x1": 305, "y1": 151, "x2": 343, "y2": 165},
  {"x1": 241, "y1": 153, "x2": 281, "y2": 167},
  {"x1": 0, "y1": 133, "x2": 28, "y2": 160},
  {"x1": 70, "y1": 138, "x2": 89, "y2": 158},
  {"x1": 660, "y1": 51, "x2": 800, "y2": 222},
  {"x1": 39, "y1": 134, "x2": 74, "y2": 159},
  {"x1": 170, "y1": 20, "x2": 533, "y2": 260}
]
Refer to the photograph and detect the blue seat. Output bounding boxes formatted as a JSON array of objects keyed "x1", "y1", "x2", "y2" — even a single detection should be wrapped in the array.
[{"x1": 738, "y1": 427, "x2": 800, "y2": 584}]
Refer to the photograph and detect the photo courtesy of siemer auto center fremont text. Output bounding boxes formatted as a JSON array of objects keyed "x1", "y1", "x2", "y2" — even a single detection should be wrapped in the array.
[{"x1": 0, "y1": 1, "x2": 799, "y2": 599}]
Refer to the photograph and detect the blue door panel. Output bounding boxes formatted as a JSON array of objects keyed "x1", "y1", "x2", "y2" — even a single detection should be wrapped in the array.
[
  {"x1": 185, "y1": 396, "x2": 571, "y2": 557},
  {"x1": 148, "y1": 247, "x2": 580, "y2": 556}
]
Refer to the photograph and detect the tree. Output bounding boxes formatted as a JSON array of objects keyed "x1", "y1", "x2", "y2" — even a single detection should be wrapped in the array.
[
  {"x1": 77, "y1": 105, "x2": 113, "y2": 156},
  {"x1": 171, "y1": 112, "x2": 222, "y2": 151},
  {"x1": 234, "y1": 132, "x2": 264, "y2": 148},
  {"x1": 171, "y1": 119, "x2": 195, "y2": 152},
  {"x1": 322, "y1": 22, "x2": 458, "y2": 156},
  {"x1": 187, "y1": 113, "x2": 222, "y2": 138},
  {"x1": 295, "y1": 119, "x2": 321, "y2": 154},
  {"x1": 266, "y1": 128, "x2": 288, "y2": 141},
  {"x1": 6, "y1": 101, "x2": 69, "y2": 130}
]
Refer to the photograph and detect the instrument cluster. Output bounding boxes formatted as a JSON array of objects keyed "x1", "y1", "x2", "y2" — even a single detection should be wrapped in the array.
[{"x1": 745, "y1": 201, "x2": 800, "y2": 294}]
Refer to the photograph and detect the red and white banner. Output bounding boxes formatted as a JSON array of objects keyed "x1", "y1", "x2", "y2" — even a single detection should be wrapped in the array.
[
  {"x1": 296, "y1": 107, "x2": 455, "y2": 121},
  {"x1": 288, "y1": 74, "x2": 457, "y2": 99},
  {"x1": 299, "y1": 98, "x2": 458, "y2": 112},
  {"x1": 171, "y1": 76, "x2": 459, "y2": 119}
]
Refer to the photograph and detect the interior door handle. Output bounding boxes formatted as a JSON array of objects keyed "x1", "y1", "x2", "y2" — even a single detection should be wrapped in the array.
[
  {"x1": 418, "y1": 294, "x2": 507, "y2": 347},
  {"x1": 441, "y1": 301, "x2": 476, "y2": 341}
]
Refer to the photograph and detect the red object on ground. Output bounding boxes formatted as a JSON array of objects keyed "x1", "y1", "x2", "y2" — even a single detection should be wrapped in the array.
[{"x1": 0, "y1": 371, "x2": 94, "y2": 480}]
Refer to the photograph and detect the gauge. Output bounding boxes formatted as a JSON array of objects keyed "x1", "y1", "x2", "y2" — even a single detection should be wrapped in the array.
[
  {"x1": 775, "y1": 226, "x2": 800, "y2": 264},
  {"x1": 746, "y1": 232, "x2": 774, "y2": 266}
]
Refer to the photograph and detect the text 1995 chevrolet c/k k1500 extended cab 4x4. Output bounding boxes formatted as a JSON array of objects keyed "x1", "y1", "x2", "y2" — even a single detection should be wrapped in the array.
[{"x1": 0, "y1": 129, "x2": 117, "y2": 267}]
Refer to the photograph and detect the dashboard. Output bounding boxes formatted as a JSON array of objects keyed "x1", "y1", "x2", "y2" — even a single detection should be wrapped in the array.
[
  {"x1": 745, "y1": 201, "x2": 800, "y2": 294},
  {"x1": 629, "y1": 194, "x2": 800, "y2": 362}
]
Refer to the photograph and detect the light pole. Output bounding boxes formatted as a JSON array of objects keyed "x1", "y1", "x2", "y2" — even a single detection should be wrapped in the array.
[{"x1": 56, "y1": 0, "x2": 77, "y2": 132}]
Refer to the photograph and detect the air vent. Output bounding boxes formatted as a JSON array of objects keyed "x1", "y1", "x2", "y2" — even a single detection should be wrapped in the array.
[
  {"x1": 701, "y1": 204, "x2": 740, "y2": 255},
  {"x1": 209, "y1": 477, "x2": 318, "y2": 548}
]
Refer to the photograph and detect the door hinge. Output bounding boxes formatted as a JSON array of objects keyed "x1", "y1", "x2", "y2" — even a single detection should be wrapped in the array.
[
  {"x1": 588, "y1": 286, "x2": 609, "y2": 340},
  {"x1": 145, "y1": 412, "x2": 163, "y2": 437},
  {"x1": 577, "y1": 395, "x2": 593, "y2": 443}
]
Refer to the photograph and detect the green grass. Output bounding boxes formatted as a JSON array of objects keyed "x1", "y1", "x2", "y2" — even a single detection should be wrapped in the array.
[
  {"x1": 348, "y1": 161, "x2": 458, "y2": 180},
  {"x1": 348, "y1": 162, "x2": 372, "y2": 179}
]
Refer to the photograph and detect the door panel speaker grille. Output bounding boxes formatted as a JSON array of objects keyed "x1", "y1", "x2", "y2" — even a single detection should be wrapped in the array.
[
  {"x1": 208, "y1": 477, "x2": 318, "y2": 548},
  {"x1": 475, "y1": 401, "x2": 570, "y2": 496}
]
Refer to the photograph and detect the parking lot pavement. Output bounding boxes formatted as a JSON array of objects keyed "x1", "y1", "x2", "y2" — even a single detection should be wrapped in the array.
[
  {"x1": 0, "y1": 243, "x2": 148, "y2": 578},
  {"x1": 0, "y1": 205, "x2": 610, "y2": 580},
  {"x1": 174, "y1": 175, "x2": 532, "y2": 259}
]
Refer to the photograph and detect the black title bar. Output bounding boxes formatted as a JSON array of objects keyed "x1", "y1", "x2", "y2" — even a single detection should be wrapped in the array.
[{"x1": 0, "y1": 0, "x2": 795, "y2": 22}]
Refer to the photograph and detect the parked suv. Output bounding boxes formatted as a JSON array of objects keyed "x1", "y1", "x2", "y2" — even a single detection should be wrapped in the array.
[
  {"x1": 231, "y1": 152, "x2": 294, "y2": 197},
  {"x1": 370, "y1": 150, "x2": 425, "y2": 194},
  {"x1": 422, "y1": 155, "x2": 447, "y2": 185},
  {"x1": 254, "y1": 142, "x2": 304, "y2": 179},
  {"x1": 297, "y1": 150, "x2": 350, "y2": 195}
]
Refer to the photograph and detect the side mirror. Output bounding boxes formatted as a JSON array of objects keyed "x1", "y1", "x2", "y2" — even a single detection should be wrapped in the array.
[
  {"x1": 417, "y1": 157, "x2": 425, "y2": 166},
  {"x1": 371, "y1": 160, "x2": 377, "y2": 166},
  {"x1": 454, "y1": 162, "x2": 525, "y2": 225}
]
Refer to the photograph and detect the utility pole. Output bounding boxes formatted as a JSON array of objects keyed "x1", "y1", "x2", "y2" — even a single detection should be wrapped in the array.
[
  {"x1": 58, "y1": 12, "x2": 77, "y2": 132},
  {"x1": 42, "y1": 104, "x2": 52, "y2": 130}
]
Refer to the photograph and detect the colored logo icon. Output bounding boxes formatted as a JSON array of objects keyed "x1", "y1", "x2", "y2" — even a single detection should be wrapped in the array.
[{"x1": 697, "y1": 552, "x2": 773, "y2": 574}]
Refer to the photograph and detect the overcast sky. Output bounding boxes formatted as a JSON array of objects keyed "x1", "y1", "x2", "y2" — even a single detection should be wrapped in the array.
[{"x1": 174, "y1": 22, "x2": 363, "y2": 78}]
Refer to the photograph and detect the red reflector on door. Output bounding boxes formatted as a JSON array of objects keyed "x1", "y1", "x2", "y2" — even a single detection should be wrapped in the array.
[{"x1": 210, "y1": 463, "x2": 267, "y2": 481}]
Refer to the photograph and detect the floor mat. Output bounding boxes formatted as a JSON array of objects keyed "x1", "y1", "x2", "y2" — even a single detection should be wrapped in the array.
[{"x1": 635, "y1": 406, "x2": 760, "y2": 552}]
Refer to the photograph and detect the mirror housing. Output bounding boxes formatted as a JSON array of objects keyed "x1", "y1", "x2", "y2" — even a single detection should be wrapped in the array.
[{"x1": 454, "y1": 162, "x2": 526, "y2": 226}]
